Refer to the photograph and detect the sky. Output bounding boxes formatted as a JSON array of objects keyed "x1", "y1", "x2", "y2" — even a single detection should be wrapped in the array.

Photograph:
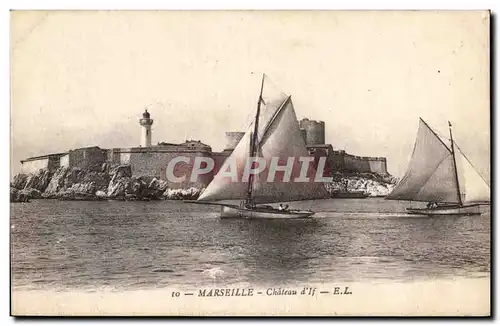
[{"x1": 10, "y1": 10, "x2": 490, "y2": 179}]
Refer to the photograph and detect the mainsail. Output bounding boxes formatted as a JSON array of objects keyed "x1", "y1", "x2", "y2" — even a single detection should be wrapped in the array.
[
  {"x1": 198, "y1": 76, "x2": 330, "y2": 204},
  {"x1": 386, "y1": 119, "x2": 461, "y2": 203},
  {"x1": 387, "y1": 118, "x2": 491, "y2": 204}
]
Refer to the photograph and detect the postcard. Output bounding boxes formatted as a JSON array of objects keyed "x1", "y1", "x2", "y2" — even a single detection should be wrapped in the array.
[{"x1": 10, "y1": 10, "x2": 491, "y2": 316}]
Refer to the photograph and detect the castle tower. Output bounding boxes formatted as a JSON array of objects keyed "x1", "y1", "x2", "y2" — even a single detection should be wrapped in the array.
[
  {"x1": 139, "y1": 109, "x2": 154, "y2": 147},
  {"x1": 299, "y1": 118, "x2": 325, "y2": 145}
]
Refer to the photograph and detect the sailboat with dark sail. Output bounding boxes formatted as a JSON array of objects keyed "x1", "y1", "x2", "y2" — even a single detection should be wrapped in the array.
[
  {"x1": 192, "y1": 74, "x2": 330, "y2": 219},
  {"x1": 386, "y1": 118, "x2": 490, "y2": 215}
]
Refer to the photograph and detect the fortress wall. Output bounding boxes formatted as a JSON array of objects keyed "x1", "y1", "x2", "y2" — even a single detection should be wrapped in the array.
[
  {"x1": 329, "y1": 150, "x2": 346, "y2": 172},
  {"x1": 127, "y1": 151, "x2": 169, "y2": 179},
  {"x1": 326, "y1": 150, "x2": 388, "y2": 174},
  {"x1": 368, "y1": 158, "x2": 388, "y2": 175},
  {"x1": 69, "y1": 147, "x2": 107, "y2": 170},
  {"x1": 307, "y1": 147, "x2": 332, "y2": 177},
  {"x1": 21, "y1": 153, "x2": 64, "y2": 174},
  {"x1": 120, "y1": 151, "x2": 131, "y2": 165},
  {"x1": 20, "y1": 158, "x2": 49, "y2": 174},
  {"x1": 120, "y1": 148, "x2": 214, "y2": 189},
  {"x1": 60, "y1": 154, "x2": 70, "y2": 168},
  {"x1": 68, "y1": 151, "x2": 83, "y2": 168},
  {"x1": 107, "y1": 148, "x2": 121, "y2": 165},
  {"x1": 300, "y1": 129, "x2": 307, "y2": 145},
  {"x1": 47, "y1": 156, "x2": 61, "y2": 172},
  {"x1": 344, "y1": 154, "x2": 387, "y2": 174},
  {"x1": 165, "y1": 151, "x2": 214, "y2": 189},
  {"x1": 344, "y1": 154, "x2": 371, "y2": 173},
  {"x1": 212, "y1": 151, "x2": 232, "y2": 175}
]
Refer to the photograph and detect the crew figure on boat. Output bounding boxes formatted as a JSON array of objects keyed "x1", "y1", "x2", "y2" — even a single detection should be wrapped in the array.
[
  {"x1": 426, "y1": 202, "x2": 438, "y2": 209},
  {"x1": 278, "y1": 204, "x2": 289, "y2": 211}
]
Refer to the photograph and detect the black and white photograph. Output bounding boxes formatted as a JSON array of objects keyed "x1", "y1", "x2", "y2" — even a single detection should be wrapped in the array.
[{"x1": 9, "y1": 10, "x2": 491, "y2": 316}]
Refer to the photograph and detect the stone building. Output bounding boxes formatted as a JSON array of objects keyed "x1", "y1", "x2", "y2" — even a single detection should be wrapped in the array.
[
  {"x1": 299, "y1": 118, "x2": 325, "y2": 145},
  {"x1": 19, "y1": 110, "x2": 389, "y2": 190},
  {"x1": 298, "y1": 118, "x2": 388, "y2": 175},
  {"x1": 20, "y1": 153, "x2": 66, "y2": 174}
]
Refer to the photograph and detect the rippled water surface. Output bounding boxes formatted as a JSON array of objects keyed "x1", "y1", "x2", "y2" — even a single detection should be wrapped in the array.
[{"x1": 11, "y1": 198, "x2": 490, "y2": 291}]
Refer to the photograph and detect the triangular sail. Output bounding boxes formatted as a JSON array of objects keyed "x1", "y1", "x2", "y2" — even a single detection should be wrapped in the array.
[
  {"x1": 250, "y1": 97, "x2": 330, "y2": 204},
  {"x1": 386, "y1": 119, "x2": 461, "y2": 203},
  {"x1": 457, "y1": 151, "x2": 491, "y2": 203},
  {"x1": 198, "y1": 76, "x2": 330, "y2": 203},
  {"x1": 197, "y1": 130, "x2": 252, "y2": 201}
]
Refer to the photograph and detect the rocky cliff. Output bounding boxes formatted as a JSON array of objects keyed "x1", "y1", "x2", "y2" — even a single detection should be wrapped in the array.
[
  {"x1": 10, "y1": 187, "x2": 31, "y2": 202},
  {"x1": 10, "y1": 165, "x2": 397, "y2": 202},
  {"x1": 10, "y1": 164, "x2": 203, "y2": 202},
  {"x1": 325, "y1": 172, "x2": 397, "y2": 197}
]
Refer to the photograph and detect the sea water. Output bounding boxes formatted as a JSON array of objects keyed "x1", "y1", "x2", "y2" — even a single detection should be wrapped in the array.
[
  {"x1": 10, "y1": 198, "x2": 490, "y2": 293},
  {"x1": 10, "y1": 198, "x2": 491, "y2": 315}
]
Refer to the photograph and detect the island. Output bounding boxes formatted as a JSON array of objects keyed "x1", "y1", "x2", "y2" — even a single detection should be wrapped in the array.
[{"x1": 11, "y1": 111, "x2": 397, "y2": 202}]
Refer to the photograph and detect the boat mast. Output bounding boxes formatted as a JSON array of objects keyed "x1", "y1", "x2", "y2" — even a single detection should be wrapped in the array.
[
  {"x1": 246, "y1": 73, "x2": 266, "y2": 205},
  {"x1": 448, "y1": 121, "x2": 463, "y2": 206}
]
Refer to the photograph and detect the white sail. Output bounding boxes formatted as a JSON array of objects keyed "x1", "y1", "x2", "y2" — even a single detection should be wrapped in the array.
[
  {"x1": 457, "y1": 151, "x2": 490, "y2": 203},
  {"x1": 250, "y1": 97, "x2": 330, "y2": 204},
  {"x1": 386, "y1": 119, "x2": 461, "y2": 203},
  {"x1": 198, "y1": 76, "x2": 329, "y2": 203},
  {"x1": 197, "y1": 130, "x2": 252, "y2": 202},
  {"x1": 197, "y1": 76, "x2": 287, "y2": 202}
]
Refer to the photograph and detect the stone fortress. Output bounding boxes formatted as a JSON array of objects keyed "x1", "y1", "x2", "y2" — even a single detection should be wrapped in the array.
[{"x1": 20, "y1": 110, "x2": 389, "y2": 190}]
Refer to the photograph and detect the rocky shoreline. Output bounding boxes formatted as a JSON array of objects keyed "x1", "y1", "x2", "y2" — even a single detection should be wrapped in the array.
[
  {"x1": 324, "y1": 172, "x2": 397, "y2": 197},
  {"x1": 10, "y1": 164, "x2": 397, "y2": 203},
  {"x1": 10, "y1": 164, "x2": 202, "y2": 203}
]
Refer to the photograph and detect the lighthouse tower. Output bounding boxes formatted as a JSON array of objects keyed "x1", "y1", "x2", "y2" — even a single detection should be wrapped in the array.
[{"x1": 139, "y1": 109, "x2": 154, "y2": 147}]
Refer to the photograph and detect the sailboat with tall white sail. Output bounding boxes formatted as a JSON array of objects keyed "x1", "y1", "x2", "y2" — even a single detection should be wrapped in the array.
[
  {"x1": 386, "y1": 118, "x2": 490, "y2": 216},
  {"x1": 190, "y1": 74, "x2": 330, "y2": 219}
]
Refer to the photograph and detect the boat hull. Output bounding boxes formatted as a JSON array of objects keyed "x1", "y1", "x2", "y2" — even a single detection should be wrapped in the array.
[
  {"x1": 330, "y1": 191, "x2": 368, "y2": 199},
  {"x1": 220, "y1": 205, "x2": 314, "y2": 219},
  {"x1": 406, "y1": 204, "x2": 481, "y2": 216}
]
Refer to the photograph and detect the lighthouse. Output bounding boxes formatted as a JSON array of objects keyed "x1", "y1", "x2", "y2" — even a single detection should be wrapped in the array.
[{"x1": 139, "y1": 109, "x2": 153, "y2": 147}]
